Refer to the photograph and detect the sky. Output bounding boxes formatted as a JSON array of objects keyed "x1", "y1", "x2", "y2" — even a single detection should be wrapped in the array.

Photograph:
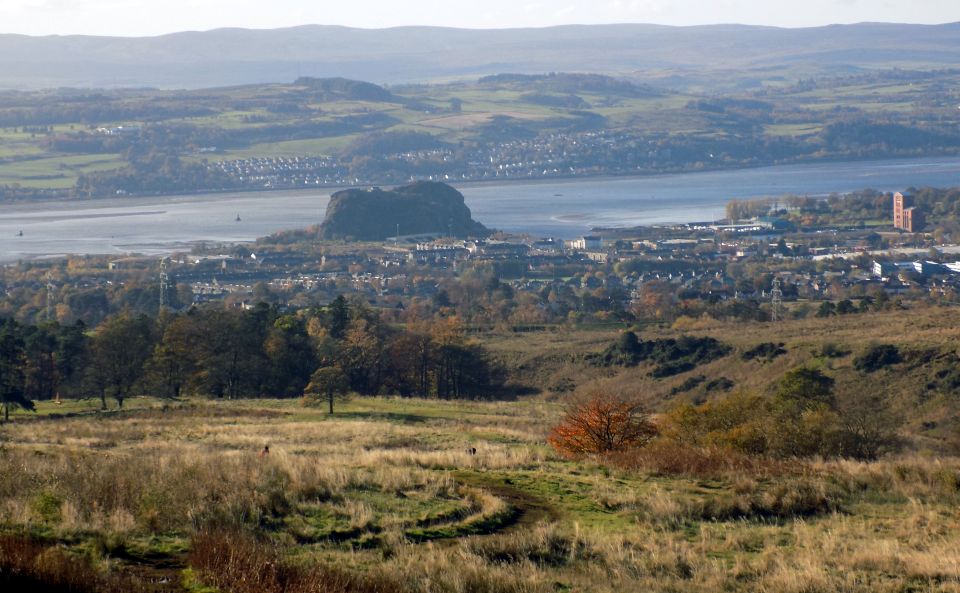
[{"x1": 1, "y1": 0, "x2": 959, "y2": 37}]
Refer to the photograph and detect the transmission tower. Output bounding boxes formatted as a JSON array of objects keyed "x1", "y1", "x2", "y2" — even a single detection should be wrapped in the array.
[
  {"x1": 159, "y1": 257, "x2": 169, "y2": 314},
  {"x1": 45, "y1": 272, "x2": 56, "y2": 322},
  {"x1": 770, "y1": 276, "x2": 784, "y2": 322}
]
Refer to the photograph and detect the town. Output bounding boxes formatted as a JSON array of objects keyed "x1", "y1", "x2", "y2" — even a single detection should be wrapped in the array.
[
  {"x1": 206, "y1": 130, "x2": 693, "y2": 188},
  {"x1": 4, "y1": 187, "x2": 958, "y2": 329}
]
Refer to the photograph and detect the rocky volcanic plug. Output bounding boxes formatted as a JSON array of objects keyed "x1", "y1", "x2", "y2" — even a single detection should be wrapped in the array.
[{"x1": 318, "y1": 182, "x2": 490, "y2": 241}]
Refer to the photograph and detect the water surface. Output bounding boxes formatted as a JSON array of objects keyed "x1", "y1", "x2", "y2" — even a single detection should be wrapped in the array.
[{"x1": 0, "y1": 156, "x2": 958, "y2": 263}]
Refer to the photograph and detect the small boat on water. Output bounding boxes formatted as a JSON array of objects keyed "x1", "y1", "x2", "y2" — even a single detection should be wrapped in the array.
[
  {"x1": 235, "y1": 213, "x2": 241, "y2": 222},
  {"x1": 16, "y1": 230, "x2": 23, "y2": 237}
]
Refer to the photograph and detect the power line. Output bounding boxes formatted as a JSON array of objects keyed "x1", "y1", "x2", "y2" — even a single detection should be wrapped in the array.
[
  {"x1": 771, "y1": 276, "x2": 784, "y2": 322},
  {"x1": 159, "y1": 257, "x2": 169, "y2": 314},
  {"x1": 45, "y1": 271, "x2": 55, "y2": 322}
]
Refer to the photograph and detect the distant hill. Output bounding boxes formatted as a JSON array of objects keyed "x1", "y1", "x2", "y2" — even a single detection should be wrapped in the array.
[
  {"x1": 319, "y1": 182, "x2": 490, "y2": 241},
  {"x1": 293, "y1": 77, "x2": 397, "y2": 102},
  {"x1": 479, "y1": 73, "x2": 662, "y2": 98},
  {"x1": 1, "y1": 22, "x2": 959, "y2": 90}
]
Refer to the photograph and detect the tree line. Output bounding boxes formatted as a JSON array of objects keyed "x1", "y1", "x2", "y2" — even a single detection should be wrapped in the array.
[{"x1": 0, "y1": 296, "x2": 505, "y2": 420}]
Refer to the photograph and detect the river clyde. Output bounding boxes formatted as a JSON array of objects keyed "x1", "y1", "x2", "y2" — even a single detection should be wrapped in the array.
[{"x1": 1, "y1": 156, "x2": 958, "y2": 263}]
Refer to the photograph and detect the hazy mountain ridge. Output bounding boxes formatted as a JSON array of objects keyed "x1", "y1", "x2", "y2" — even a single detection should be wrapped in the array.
[{"x1": 1, "y1": 22, "x2": 959, "y2": 89}]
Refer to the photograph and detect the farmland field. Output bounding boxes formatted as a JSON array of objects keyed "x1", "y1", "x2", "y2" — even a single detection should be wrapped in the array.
[
  {"x1": 2, "y1": 68, "x2": 959, "y2": 197},
  {"x1": 0, "y1": 154, "x2": 124, "y2": 188}
]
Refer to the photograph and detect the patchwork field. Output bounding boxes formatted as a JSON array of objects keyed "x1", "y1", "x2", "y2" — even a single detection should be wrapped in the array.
[
  {"x1": 3, "y1": 395, "x2": 960, "y2": 592},
  {"x1": 2, "y1": 67, "x2": 958, "y2": 195},
  {"x1": 0, "y1": 154, "x2": 125, "y2": 188}
]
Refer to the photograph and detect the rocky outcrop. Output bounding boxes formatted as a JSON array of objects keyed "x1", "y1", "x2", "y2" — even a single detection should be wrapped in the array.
[{"x1": 318, "y1": 182, "x2": 489, "y2": 241}]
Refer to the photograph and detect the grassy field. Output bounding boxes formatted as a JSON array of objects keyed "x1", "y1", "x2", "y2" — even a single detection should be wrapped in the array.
[
  {"x1": 210, "y1": 136, "x2": 365, "y2": 160},
  {"x1": 3, "y1": 393, "x2": 960, "y2": 592},
  {"x1": 0, "y1": 154, "x2": 124, "y2": 188}
]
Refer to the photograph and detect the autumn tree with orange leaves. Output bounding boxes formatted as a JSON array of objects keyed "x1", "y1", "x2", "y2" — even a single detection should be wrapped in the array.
[{"x1": 548, "y1": 392, "x2": 658, "y2": 459}]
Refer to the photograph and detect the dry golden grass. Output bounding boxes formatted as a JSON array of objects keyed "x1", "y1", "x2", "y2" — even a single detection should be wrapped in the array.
[{"x1": 2, "y1": 396, "x2": 960, "y2": 592}]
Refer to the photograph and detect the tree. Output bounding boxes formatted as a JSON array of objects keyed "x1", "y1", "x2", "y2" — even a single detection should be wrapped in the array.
[
  {"x1": 834, "y1": 392, "x2": 902, "y2": 460},
  {"x1": 144, "y1": 314, "x2": 200, "y2": 399},
  {"x1": 88, "y1": 313, "x2": 156, "y2": 408},
  {"x1": 602, "y1": 331, "x2": 643, "y2": 365},
  {"x1": 340, "y1": 317, "x2": 387, "y2": 394},
  {"x1": 303, "y1": 367, "x2": 349, "y2": 414},
  {"x1": 263, "y1": 315, "x2": 317, "y2": 397},
  {"x1": 432, "y1": 317, "x2": 467, "y2": 399},
  {"x1": 386, "y1": 324, "x2": 434, "y2": 396},
  {"x1": 323, "y1": 295, "x2": 350, "y2": 340},
  {"x1": 617, "y1": 331, "x2": 641, "y2": 353},
  {"x1": 0, "y1": 320, "x2": 32, "y2": 422},
  {"x1": 548, "y1": 392, "x2": 657, "y2": 459},
  {"x1": 775, "y1": 367, "x2": 835, "y2": 409},
  {"x1": 22, "y1": 323, "x2": 58, "y2": 401},
  {"x1": 192, "y1": 309, "x2": 267, "y2": 399},
  {"x1": 55, "y1": 320, "x2": 89, "y2": 399},
  {"x1": 726, "y1": 198, "x2": 770, "y2": 221},
  {"x1": 816, "y1": 301, "x2": 836, "y2": 317},
  {"x1": 836, "y1": 299, "x2": 857, "y2": 315},
  {"x1": 776, "y1": 238, "x2": 791, "y2": 256},
  {"x1": 664, "y1": 392, "x2": 771, "y2": 454},
  {"x1": 663, "y1": 370, "x2": 900, "y2": 460},
  {"x1": 873, "y1": 290, "x2": 892, "y2": 311},
  {"x1": 772, "y1": 367, "x2": 838, "y2": 457}
]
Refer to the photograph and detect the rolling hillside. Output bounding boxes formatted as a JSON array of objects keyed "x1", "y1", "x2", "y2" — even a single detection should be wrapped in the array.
[
  {"x1": 485, "y1": 305, "x2": 960, "y2": 453},
  {"x1": 1, "y1": 22, "x2": 959, "y2": 90}
]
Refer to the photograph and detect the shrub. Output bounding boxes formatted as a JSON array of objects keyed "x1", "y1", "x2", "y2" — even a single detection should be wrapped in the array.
[
  {"x1": 853, "y1": 344, "x2": 901, "y2": 372},
  {"x1": 662, "y1": 365, "x2": 900, "y2": 460},
  {"x1": 775, "y1": 367, "x2": 835, "y2": 409},
  {"x1": 705, "y1": 377, "x2": 734, "y2": 392},
  {"x1": 597, "y1": 333, "x2": 730, "y2": 370},
  {"x1": 599, "y1": 331, "x2": 643, "y2": 366},
  {"x1": 820, "y1": 342, "x2": 850, "y2": 358},
  {"x1": 651, "y1": 335, "x2": 731, "y2": 366},
  {"x1": 741, "y1": 342, "x2": 786, "y2": 362},
  {"x1": 649, "y1": 360, "x2": 695, "y2": 378},
  {"x1": 32, "y1": 490, "x2": 64, "y2": 524},
  {"x1": 836, "y1": 299, "x2": 857, "y2": 315},
  {"x1": 833, "y1": 392, "x2": 903, "y2": 460},
  {"x1": 608, "y1": 440, "x2": 788, "y2": 479},
  {"x1": 548, "y1": 392, "x2": 658, "y2": 459},
  {"x1": 664, "y1": 392, "x2": 771, "y2": 454},
  {"x1": 669, "y1": 375, "x2": 706, "y2": 396},
  {"x1": 0, "y1": 535, "x2": 145, "y2": 593}
]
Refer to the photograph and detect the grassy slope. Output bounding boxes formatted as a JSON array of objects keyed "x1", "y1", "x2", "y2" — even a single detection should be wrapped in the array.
[
  {"x1": 2, "y1": 396, "x2": 960, "y2": 592},
  {"x1": 484, "y1": 305, "x2": 960, "y2": 451}
]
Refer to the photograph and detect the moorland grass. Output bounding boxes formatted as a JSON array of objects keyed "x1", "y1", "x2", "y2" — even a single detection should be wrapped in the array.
[{"x1": 1, "y1": 396, "x2": 960, "y2": 591}]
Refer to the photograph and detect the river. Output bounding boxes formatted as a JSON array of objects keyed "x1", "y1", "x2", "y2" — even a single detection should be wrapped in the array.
[{"x1": 0, "y1": 156, "x2": 958, "y2": 263}]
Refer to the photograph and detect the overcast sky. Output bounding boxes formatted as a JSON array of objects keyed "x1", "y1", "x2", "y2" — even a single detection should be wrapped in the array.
[{"x1": 2, "y1": 0, "x2": 959, "y2": 37}]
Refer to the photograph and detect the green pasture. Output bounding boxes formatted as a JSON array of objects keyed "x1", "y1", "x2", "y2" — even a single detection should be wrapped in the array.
[{"x1": 0, "y1": 154, "x2": 123, "y2": 188}]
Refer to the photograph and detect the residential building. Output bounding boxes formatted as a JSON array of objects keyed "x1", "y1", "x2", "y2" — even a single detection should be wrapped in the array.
[
  {"x1": 893, "y1": 192, "x2": 924, "y2": 232},
  {"x1": 570, "y1": 235, "x2": 602, "y2": 250}
]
